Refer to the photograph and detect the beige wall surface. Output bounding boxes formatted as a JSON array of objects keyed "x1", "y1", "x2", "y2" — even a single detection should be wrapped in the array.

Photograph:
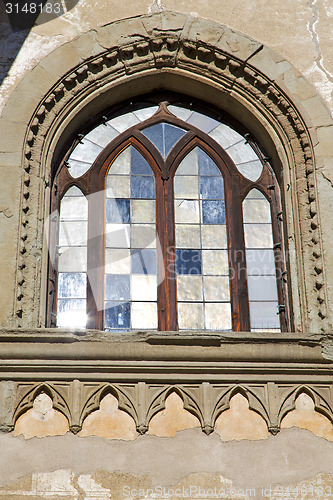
[{"x1": 0, "y1": 0, "x2": 333, "y2": 112}]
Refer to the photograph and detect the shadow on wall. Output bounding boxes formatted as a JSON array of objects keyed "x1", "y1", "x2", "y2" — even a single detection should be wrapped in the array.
[{"x1": 0, "y1": 0, "x2": 78, "y2": 87}]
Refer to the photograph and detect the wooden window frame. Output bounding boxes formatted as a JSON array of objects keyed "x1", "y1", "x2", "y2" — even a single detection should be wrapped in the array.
[{"x1": 48, "y1": 99, "x2": 289, "y2": 332}]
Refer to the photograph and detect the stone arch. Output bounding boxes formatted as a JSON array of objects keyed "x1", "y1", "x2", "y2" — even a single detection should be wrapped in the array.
[{"x1": 1, "y1": 12, "x2": 332, "y2": 332}]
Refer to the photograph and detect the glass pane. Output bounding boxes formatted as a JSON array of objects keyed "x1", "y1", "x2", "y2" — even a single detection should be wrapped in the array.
[
  {"x1": 244, "y1": 224, "x2": 273, "y2": 248},
  {"x1": 59, "y1": 221, "x2": 88, "y2": 247},
  {"x1": 67, "y1": 159, "x2": 91, "y2": 178},
  {"x1": 176, "y1": 148, "x2": 198, "y2": 175},
  {"x1": 105, "y1": 274, "x2": 130, "y2": 301},
  {"x1": 177, "y1": 275, "x2": 203, "y2": 301},
  {"x1": 178, "y1": 303, "x2": 204, "y2": 330},
  {"x1": 246, "y1": 249, "x2": 276, "y2": 276},
  {"x1": 247, "y1": 275, "x2": 278, "y2": 301},
  {"x1": 131, "y1": 200, "x2": 156, "y2": 223},
  {"x1": 106, "y1": 199, "x2": 130, "y2": 223},
  {"x1": 60, "y1": 195, "x2": 87, "y2": 221},
  {"x1": 58, "y1": 272, "x2": 86, "y2": 298},
  {"x1": 131, "y1": 302, "x2": 157, "y2": 329},
  {"x1": 175, "y1": 224, "x2": 201, "y2": 248},
  {"x1": 84, "y1": 124, "x2": 119, "y2": 148},
  {"x1": 187, "y1": 111, "x2": 219, "y2": 133},
  {"x1": 104, "y1": 302, "x2": 130, "y2": 330},
  {"x1": 110, "y1": 147, "x2": 131, "y2": 175},
  {"x1": 198, "y1": 148, "x2": 221, "y2": 175},
  {"x1": 174, "y1": 176, "x2": 198, "y2": 199},
  {"x1": 70, "y1": 140, "x2": 102, "y2": 164},
  {"x1": 106, "y1": 176, "x2": 130, "y2": 198},
  {"x1": 142, "y1": 122, "x2": 186, "y2": 159},
  {"x1": 107, "y1": 112, "x2": 140, "y2": 133},
  {"x1": 131, "y1": 147, "x2": 153, "y2": 175},
  {"x1": 176, "y1": 249, "x2": 202, "y2": 275},
  {"x1": 131, "y1": 176, "x2": 155, "y2": 199},
  {"x1": 201, "y1": 225, "x2": 227, "y2": 249},
  {"x1": 168, "y1": 105, "x2": 193, "y2": 121},
  {"x1": 226, "y1": 140, "x2": 258, "y2": 164},
  {"x1": 205, "y1": 303, "x2": 231, "y2": 330},
  {"x1": 243, "y1": 199, "x2": 271, "y2": 223},
  {"x1": 236, "y1": 160, "x2": 263, "y2": 182},
  {"x1": 209, "y1": 123, "x2": 242, "y2": 149},
  {"x1": 57, "y1": 299, "x2": 86, "y2": 328},
  {"x1": 174, "y1": 200, "x2": 200, "y2": 224},
  {"x1": 199, "y1": 176, "x2": 224, "y2": 199},
  {"x1": 246, "y1": 189, "x2": 266, "y2": 199},
  {"x1": 131, "y1": 224, "x2": 156, "y2": 248},
  {"x1": 204, "y1": 276, "x2": 230, "y2": 301},
  {"x1": 58, "y1": 247, "x2": 87, "y2": 272},
  {"x1": 202, "y1": 250, "x2": 228, "y2": 275},
  {"x1": 131, "y1": 275, "x2": 157, "y2": 301},
  {"x1": 202, "y1": 200, "x2": 225, "y2": 224},
  {"x1": 133, "y1": 106, "x2": 158, "y2": 122},
  {"x1": 105, "y1": 249, "x2": 131, "y2": 274},
  {"x1": 105, "y1": 224, "x2": 130, "y2": 248},
  {"x1": 131, "y1": 249, "x2": 156, "y2": 274},
  {"x1": 249, "y1": 302, "x2": 280, "y2": 329}
]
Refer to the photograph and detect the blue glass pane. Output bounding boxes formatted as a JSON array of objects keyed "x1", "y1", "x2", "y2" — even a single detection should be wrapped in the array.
[
  {"x1": 142, "y1": 124, "x2": 164, "y2": 156},
  {"x1": 198, "y1": 149, "x2": 221, "y2": 175},
  {"x1": 199, "y1": 176, "x2": 224, "y2": 199},
  {"x1": 106, "y1": 199, "x2": 130, "y2": 223},
  {"x1": 176, "y1": 249, "x2": 202, "y2": 275},
  {"x1": 105, "y1": 274, "x2": 130, "y2": 301},
  {"x1": 105, "y1": 302, "x2": 130, "y2": 330},
  {"x1": 164, "y1": 123, "x2": 186, "y2": 157},
  {"x1": 58, "y1": 273, "x2": 86, "y2": 298},
  {"x1": 131, "y1": 147, "x2": 153, "y2": 175},
  {"x1": 131, "y1": 249, "x2": 156, "y2": 274},
  {"x1": 142, "y1": 123, "x2": 186, "y2": 159},
  {"x1": 202, "y1": 200, "x2": 226, "y2": 224},
  {"x1": 131, "y1": 176, "x2": 155, "y2": 199}
]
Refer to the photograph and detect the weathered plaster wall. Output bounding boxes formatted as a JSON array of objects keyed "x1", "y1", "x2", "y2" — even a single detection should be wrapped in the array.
[{"x1": 1, "y1": 0, "x2": 333, "y2": 112}]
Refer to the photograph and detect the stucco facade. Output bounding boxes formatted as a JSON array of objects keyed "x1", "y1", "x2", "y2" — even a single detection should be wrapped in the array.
[{"x1": 0, "y1": 1, "x2": 333, "y2": 497}]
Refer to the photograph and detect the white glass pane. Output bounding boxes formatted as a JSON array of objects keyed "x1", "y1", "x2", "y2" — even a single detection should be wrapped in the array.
[
  {"x1": 176, "y1": 148, "x2": 198, "y2": 175},
  {"x1": 178, "y1": 303, "x2": 204, "y2": 330},
  {"x1": 105, "y1": 249, "x2": 131, "y2": 274},
  {"x1": 201, "y1": 225, "x2": 227, "y2": 249},
  {"x1": 106, "y1": 175, "x2": 130, "y2": 198},
  {"x1": 107, "y1": 112, "x2": 140, "y2": 133},
  {"x1": 58, "y1": 272, "x2": 86, "y2": 298},
  {"x1": 131, "y1": 224, "x2": 156, "y2": 248},
  {"x1": 67, "y1": 160, "x2": 91, "y2": 178},
  {"x1": 246, "y1": 249, "x2": 276, "y2": 276},
  {"x1": 244, "y1": 224, "x2": 273, "y2": 248},
  {"x1": 175, "y1": 224, "x2": 201, "y2": 248},
  {"x1": 243, "y1": 199, "x2": 271, "y2": 223},
  {"x1": 70, "y1": 140, "x2": 103, "y2": 164},
  {"x1": 246, "y1": 188, "x2": 266, "y2": 199},
  {"x1": 177, "y1": 275, "x2": 203, "y2": 301},
  {"x1": 204, "y1": 276, "x2": 230, "y2": 301},
  {"x1": 226, "y1": 140, "x2": 258, "y2": 164},
  {"x1": 236, "y1": 160, "x2": 263, "y2": 182},
  {"x1": 209, "y1": 123, "x2": 243, "y2": 149},
  {"x1": 168, "y1": 105, "x2": 193, "y2": 121},
  {"x1": 202, "y1": 250, "x2": 228, "y2": 275},
  {"x1": 249, "y1": 302, "x2": 280, "y2": 330},
  {"x1": 59, "y1": 221, "x2": 87, "y2": 247},
  {"x1": 60, "y1": 196, "x2": 88, "y2": 221},
  {"x1": 131, "y1": 302, "x2": 157, "y2": 329},
  {"x1": 205, "y1": 303, "x2": 231, "y2": 330},
  {"x1": 58, "y1": 247, "x2": 87, "y2": 272},
  {"x1": 247, "y1": 275, "x2": 278, "y2": 301},
  {"x1": 133, "y1": 106, "x2": 159, "y2": 122},
  {"x1": 57, "y1": 299, "x2": 86, "y2": 328},
  {"x1": 84, "y1": 124, "x2": 119, "y2": 148},
  {"x1": 131, "y1": 200, "x2": 156, "y2": 223},
  {"x1": 174, "y1": 176, "x2": 198, "y2": 199},
  {"x1": 174, "y1": 200, "x2": 200, "y2": 223},
  {"x1": 109, "y1": 147, "x2": 131, "y2": 175},
  {"x1": 131, "y1": 275, "x2": 157, "y2": 301},
  {"x1": 105, "y1": 224, "x2": 130, "y2": 248},
  {"x1": 187, "y1": 111, "x2": 219, "y2": 133}
]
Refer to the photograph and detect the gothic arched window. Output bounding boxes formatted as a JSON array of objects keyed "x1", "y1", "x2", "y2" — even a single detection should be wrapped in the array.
[{"x1": 48, "y1": 97, "x2": 289, "y2": 332}]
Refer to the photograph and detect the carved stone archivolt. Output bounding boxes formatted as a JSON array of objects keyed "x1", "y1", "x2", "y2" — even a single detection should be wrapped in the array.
[
  {"x1": 10, "y1": 12, "x2": 329, "y2": 333},
  {"x1": 3, "y1": 380, "x2": 333, "y2": 436}
]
